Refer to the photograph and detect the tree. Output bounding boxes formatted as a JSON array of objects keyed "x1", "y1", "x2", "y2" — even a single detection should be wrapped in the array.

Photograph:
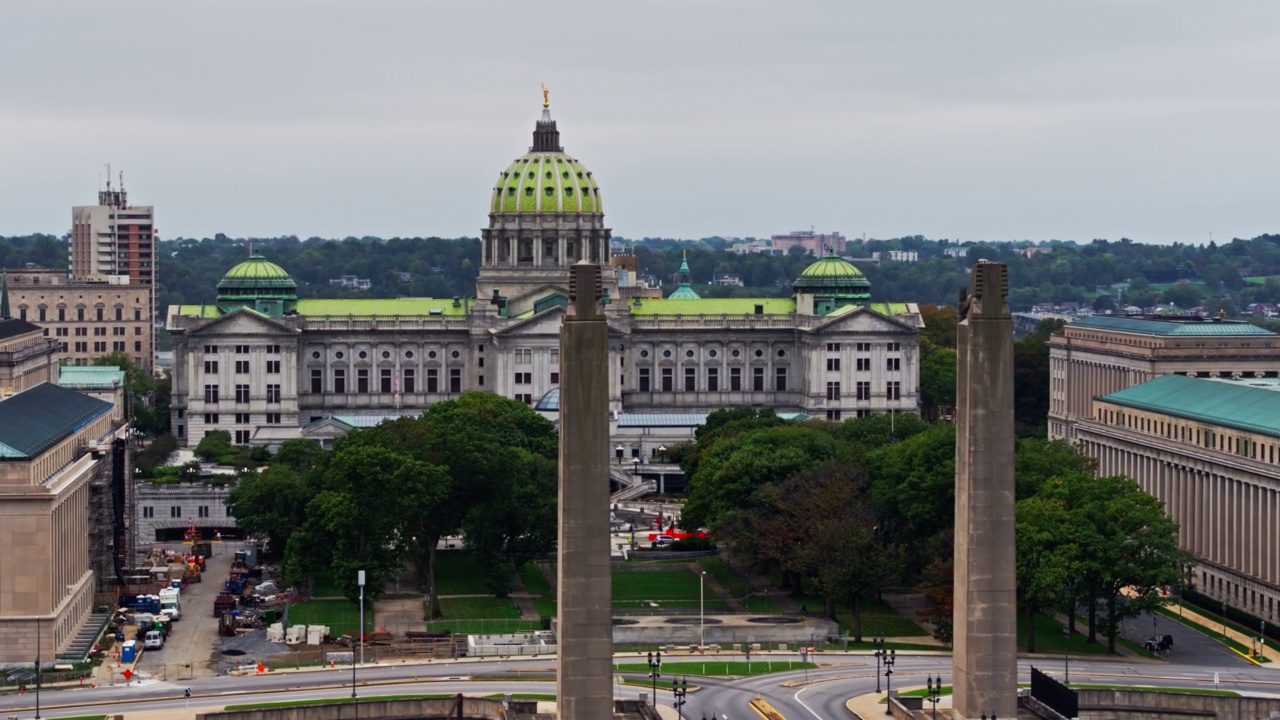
[
  {"x1": 273, "y1": 439, "x2": 326, "y2": 473},
  {"x1": 1161, "y1": 281, "x2": 1204, "y2": 308},
  {"x1": 918, "y1": 304, "x2": 958, "y2": 350},
  {"x1": 194, "y1": 430, "x2": 232, "y2": 462},
  {"x1": 919, "y1": 348, "x2": 956, "y2": 421},
  {"x1": 91, "y1": 350, "x2": 154, "y2": 395},
  {"x1": 1015, "y1": 494, "x2": 1079, "y2": 652},
  {"x1": 226, "y1": 464, "x2": 315, "y2": 560}
]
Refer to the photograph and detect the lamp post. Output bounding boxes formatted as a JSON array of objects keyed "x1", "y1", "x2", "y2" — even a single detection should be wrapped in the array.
[
  {"x1": 882, "y1": 648, "x2": 895, "y2": 715},
  {"x1": 632, "y1": 457, "x2": 640, "y2": 477},
  {"x1": 672, "y1": 676, "x2": 688, "y2": 720},
  {"x1": 616, "y1": 445, "x2": 624, "y2": 465},
  {"x1": 699, "y1": 571, "x2": 706, "y2": 649},
  {"x1": 926, "y1": 674, "x2": 941, "y2": 720},
  {"x1": 184, "y1": 688, "x2": 191, "y2": 720},
  {"x1": 353, "y1": 570, "x2": 365, "y2": 700},
  {"x1": 1062, "y1": 625, "x2": 1070, "y2": 685},
  {"x1": 871, "y1": 634, "x2": 885, "y2": 693},
  {"x1": 647, "y1": 651, "x2": 662, "y2": 704},
  {"x1": 657, "y1": 445, "x2": 666, "y2": 463},
  {"x1": 1221, "y1": 597, "x2": 1228, "y2": 642},
  {"x1": 34, "y1": 619, "x2": 41, "y2": 720}
]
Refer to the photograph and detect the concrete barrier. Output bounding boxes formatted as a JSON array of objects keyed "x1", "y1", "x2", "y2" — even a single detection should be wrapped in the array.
[{"x1": 198, "y1": 695, "x2": 515, "y2": 720}]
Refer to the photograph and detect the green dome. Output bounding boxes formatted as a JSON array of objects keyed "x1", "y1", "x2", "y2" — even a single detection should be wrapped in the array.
[
  {"x1": 216, "y1": 254, "x2": 297, "y2": 317},
  {"x1": 490, "y1": 152, "x2": 602, "y2": 215},
  {"x1": 798, "y1": 254, "x2": 864, "y2": 279}
]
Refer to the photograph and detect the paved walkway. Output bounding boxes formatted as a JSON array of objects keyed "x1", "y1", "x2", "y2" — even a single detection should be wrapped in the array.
[
  {"x1": 734, "y1": 558, "x2": 803, "y2": 614},
  {"x1": 1162, "y1": 601, "x2": 1280, "y2": 664},
  {"x1": 508, "y1": 572, "x2": 539, "y2": 620},
  {"x1": 687, "y1": 561, "x2": 746, "y2": 612}
]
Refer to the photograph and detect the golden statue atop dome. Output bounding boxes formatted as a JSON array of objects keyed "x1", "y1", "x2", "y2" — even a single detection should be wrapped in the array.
[{"x1": 541, "y1": 84, "x2": 550, "y2": 109}]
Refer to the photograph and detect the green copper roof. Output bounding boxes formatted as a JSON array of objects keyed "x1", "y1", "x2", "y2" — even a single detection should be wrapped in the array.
[
  {"x1": 490, "y1": 153, "x2": 601, "y2": 214},
  {"x1": 1072, "y1": 315, "x2": 1275, "y2": 337},
  {"x1": 0, "y1": 383, "x2": 113, "y2": 459},
  {"x1": 799, "y1": 254, "x2": 865, "y2": 279},
  {"x1": 631, "y1": 298, "x2": 796, "y2": 316},
  {"x1": 174, "y1": 305, "x2": 222, "y2": 318},
  {"x1": 59, "y1": 366, "x2": 126, "y2": 388},
  {"x1": 294, "y1": 299, "x2": 469, "y2": 316},
  {"x1": 1101, "y1": 373, "x2": 1280, "y2": 438},
  {"x1": 668, "y1": 284, "x2": 702, "y2": 300},
  {"x1": 219, "y1": 254, "x2": 296, "y2": 286}
]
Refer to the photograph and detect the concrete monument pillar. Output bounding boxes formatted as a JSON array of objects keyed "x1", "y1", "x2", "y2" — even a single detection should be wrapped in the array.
[
  {"x1": 953, "y1": 261, "x2": 1017, "y2": 719},
  {"x1": 556, "y1": 260, "x2": 613, "y2": 720}
]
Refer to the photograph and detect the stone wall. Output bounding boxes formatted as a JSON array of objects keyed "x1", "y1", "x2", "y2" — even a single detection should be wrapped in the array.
[
  {"x1": 198, "y1": 696, "x2": 515, "y2": 720},
  {"x1": 1078, "y1": 688, "x2": 1280, "y2": 719}
]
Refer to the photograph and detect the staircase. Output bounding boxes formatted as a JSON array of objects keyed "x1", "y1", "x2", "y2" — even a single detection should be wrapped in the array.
[
  {"x1": 609, "y1": 466, "x2": 655, "y2": 502},
  {"x1": 57, "y1": 611, "x2": 111, "y2": 662}
]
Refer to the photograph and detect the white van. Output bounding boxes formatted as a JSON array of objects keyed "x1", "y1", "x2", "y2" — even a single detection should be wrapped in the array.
[{"x1": 144, "y1": 630, "x2": 165, "y2": 650}]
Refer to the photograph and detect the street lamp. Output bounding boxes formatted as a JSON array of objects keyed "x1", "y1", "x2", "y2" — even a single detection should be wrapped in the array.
[
  {"x1": 871, "y1": 634, "x2": 885, "y2": 693},
  {"x1": 647, "y1": 651, "x2": 662, "y2": 704},
  {"x1": 1222, "y1": 597, "x2": 1228, "y2": 642},
  {"x1": 34, "y1": 619, "x2": 41, "y2": 720},
  {"x1": 353, "y1": 570, "x2": 365, "y2": 699},
  {"x1": 1062, "y1": 625, "x2": 1070, "y2": 685},
  {"x1": 616, "y1": 445, "x2": 624, "y2": 465},
  {"x1": 926, "y1": 674, "x2": 942, "y2": 720},
  {"x1": 882, "y1": 648, "x2": 896, "y2": 715},
  {"x1": 672, "y1": 676, "x2": 688, "y2": 720},
  {"x1": 699, "y1": 571, "x2": 706, "y2": 649},
  {"x1": 632, "y1": 457, "x2": 641, "y2": 476},
  {"x1": 184, "y1": 688, "x2": 191, "y2": 720},
  {"x1": 657, "y1": 445, "x2": 666, "y2": 462}
]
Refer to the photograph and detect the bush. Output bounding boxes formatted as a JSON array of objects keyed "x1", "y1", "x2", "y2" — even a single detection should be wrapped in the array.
[
  {"x1": 670, "y1": 537, "x2": 715, "y2": 552},
  {"x1": 194, "y1": 430, "x2": 232, "y2": 462}
]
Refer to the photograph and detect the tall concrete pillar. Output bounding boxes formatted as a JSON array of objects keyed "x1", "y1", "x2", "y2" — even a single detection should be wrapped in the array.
[
  {"x1": 556, "y1": 261, "x2": 613, "y2": 720},
  {"x1": 953, "y1": 261, "x2": 1017, "y2": 719}
]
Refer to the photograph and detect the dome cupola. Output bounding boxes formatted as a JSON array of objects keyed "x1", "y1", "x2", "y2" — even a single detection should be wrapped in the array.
[
  {"x1": 216, "y1": 254, "x2": 298, "y2": 317},
  {"x1": 793, "y1": 253, "x2": 871, "y2": 315}
]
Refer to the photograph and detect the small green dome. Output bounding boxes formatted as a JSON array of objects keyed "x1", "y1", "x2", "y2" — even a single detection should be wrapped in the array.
[
  {"x1": 216, "y1": 254, "x2": 297, "y2": 317},
  {"x1": 219, "y1": 254, "x2": 296, "y2": 289},
  {"x1": 490, "y1": 152, "x2": 602, "y2": 215},
  {"x1": 798, "y1": 254, "x2": 864, "y2": 279}
]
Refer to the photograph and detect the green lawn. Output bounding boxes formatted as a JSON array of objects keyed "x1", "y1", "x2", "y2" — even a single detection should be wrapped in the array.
[
  {"x1": 287, "y1": 599, "x2": 373, "y2": 636},
  {"x1": 433, "y1": 550, "x2": 491, "y2": 595},
  {"x1": 613, "y1": 660, "x2": 815, "y2": 676},
  {"x1": 697, "y1": 557, "x2": 780, "y2": 614},
  {"x1": 519, "y1": 563, "x2": 557, "y2": 618},
  {"x1": 613, "y1": 568, "x2": 731, "y2": 611},
  {"x1": 1155, "y1": 606, "x2": 1271, "y2": 661},
  {"x1": 438, "y1": 596, "x2": 521, "y2": 620},
  {"x1": 762, "y1": 570, "x2": 924, "y2": 637},
  {"x1": 1017, "y1": 613, "x2": 1114, "y2": 655}
]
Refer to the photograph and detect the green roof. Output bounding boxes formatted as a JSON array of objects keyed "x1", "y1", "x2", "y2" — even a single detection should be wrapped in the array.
[
  {"x1": 219, "y1": 254, "x2": 296, "y2": 287},
  {"x1": 668, "y1": 284, "x2": 703, "y2": 300},
  {"x1": 59, "y1": 366, "x2": 125, "y2": 388},
  {"x1": 631, "y1": 298, "x2": 796, "y2": 316},
  {"x1": 295, "y1": 298, "x2": 469, "y2": 316},
  {"x1": 1072, "y1": 315, "x2": 1275, "y2": 337},
  {"x1": 0, "y1": 383, "x2": 113, "y2": 459},
  {"x1": 1100, "y1": 374, "x2": 1280, "y2": 438},
  {"x1": 799, "y1": 254, "x2": 865, "y2": 278},
  {"x1": 490, "y1": 152, "x2": 601, "y2": 215},
  {"x1": 174, "y1": 305, "x2": 222, "y2": 318}
]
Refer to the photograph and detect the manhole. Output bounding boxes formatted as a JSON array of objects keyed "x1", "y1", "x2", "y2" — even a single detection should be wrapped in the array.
[
  {"x1": 745, "y1": 616, "x2": 803, "y2": 624},
  {"x1": 663, "y1": 617, "x2": 722, "y2": 626},
  {"x1": 221, "y1": 649, "x2": 246, "y2": 656}
]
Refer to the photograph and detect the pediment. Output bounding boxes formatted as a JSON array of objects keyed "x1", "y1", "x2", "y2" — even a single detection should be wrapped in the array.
[
  {"x1": 811, "y1": 305, "x2": 918, "y2": 335},
  {"x1": 187, "y1": 308, "x2": 298, "y2": 337},
  {"x1": 496, "y1": 306, "x2": 566, "y2": 337}
]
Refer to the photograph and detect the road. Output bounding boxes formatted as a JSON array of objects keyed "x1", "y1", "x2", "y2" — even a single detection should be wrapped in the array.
[{"x1": 3, "y1": 652, "x2": 1277, "y2": 720}]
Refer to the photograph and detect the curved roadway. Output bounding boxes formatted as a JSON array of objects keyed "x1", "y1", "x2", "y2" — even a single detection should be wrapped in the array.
[{"x1": 1, "y1": 652, "x2": 1276, "y2": 720}]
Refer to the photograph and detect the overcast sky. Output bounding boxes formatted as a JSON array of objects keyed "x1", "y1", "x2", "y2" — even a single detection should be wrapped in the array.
[{"x1": 3, "y1": 2, "x2": 1279, "y2": 244}]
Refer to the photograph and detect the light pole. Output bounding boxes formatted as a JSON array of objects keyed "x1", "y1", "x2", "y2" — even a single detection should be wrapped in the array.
[
  {"x1": 647, "y1": 651, "x2": 662, "y2": 704},
  {"x1": 882, "y1": 648, "x2": 895, "y2": 714},
  {"x1": 1221, "y1": 597, "x2": 1228, "y2": 642},
  {"x1": 926, "y1": 674, "x2": 941, "y2": 720},
  {"x1": 632, "y1": 457, "x2": 640, "y2": 477},
  {"x1": 184, "y1": 688, "x2": 191, "y2": 720},
  {"x1": 657, "y1": 445, "x2": 666, "y2": 463},
  {"x1": 672, "y1": 676, "x2": 688, "y2": 720},
  {"x1": 34, "y1": 619, "x2": 41, "y2": 720},
  {"x1": 1062, "y1": 625, "x2": 1070, "y2": 685},
  {"x1": 699, "y1": 571, "x2": 706, "y2": 649},
  {"x1": 871, "y1": 634, "x2": 885, "y2": 693},
  {"x1": 353, "y1": 570, "x2": 365, "y2": 700},
  {"x1": 616, "y1": 445, "x2": 624, "y2": 465}
]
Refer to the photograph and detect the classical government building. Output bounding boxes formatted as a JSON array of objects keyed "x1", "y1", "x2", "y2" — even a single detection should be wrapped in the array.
[
  {"x1": 166, "y1": 102, "x2": 923, "y2": 449},
  {"x1": 1050, "y1": 315, "x2": 1280, "y2": 621}
]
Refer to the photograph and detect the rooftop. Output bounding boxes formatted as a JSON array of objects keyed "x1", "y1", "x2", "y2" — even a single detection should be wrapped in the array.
[
  {"x1": 0, "y1": 382, "x2": 113, "y2": 459},
  {"x1": 1100, "y1": 373, "x2": 1280, "y2": 439},
  {"x1": 1071, "y1": 315, "x2": 1275, "y2": 337},
  {"x1": 58, "y1": 366, "x2": 126, "y2": 389}
]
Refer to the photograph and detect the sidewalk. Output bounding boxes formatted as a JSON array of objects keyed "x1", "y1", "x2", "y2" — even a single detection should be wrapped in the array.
[{"x1": 847, "y1": 687, "x2": 953, "y2": 720}]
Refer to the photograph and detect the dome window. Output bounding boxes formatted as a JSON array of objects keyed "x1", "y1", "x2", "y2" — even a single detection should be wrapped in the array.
[
  {"x1": 382, "y1": 351, "x2": 391, "y2": 359},
  {"x1": 754, "y1": 349, "x2": 764, "y2": 358},
  {"x1": 565, "y1": 188, "x2": 573, "y2": 196},
  {"x1": 508, "y1": 188, "x2": 515, "y2": 196},
  {"x1": 640, "y1": 350, "x2": 649, "y2": 358},
  {"x1": 525, "y1": 188, "x2": 534, "y2": 197},
  {"x1": 545, "y1": 171, "x2": 552, "y2": 179},
  {"x1": 562, "y1": 171, "x2": 569, "y2": 179},
  {"x1": 685, "y1": 349, "x2": 694, "y2": 358},
  {"x1": 544, "y1": 187, "x2": 554, "y2": 197},
  {"x1": 577, "y1": 172, "x2": 583, "y2": 179},
  {"x1": 708, "y1": 349, "x2": 718, "y2": 358},
  {"x1": 359, "y1": 351, "x2": 368, "y2": 359}
]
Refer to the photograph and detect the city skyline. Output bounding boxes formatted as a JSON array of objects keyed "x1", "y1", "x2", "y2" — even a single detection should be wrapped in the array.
[{"x1": 3, "y1": 2, "x2": 1280, "y2": 244}]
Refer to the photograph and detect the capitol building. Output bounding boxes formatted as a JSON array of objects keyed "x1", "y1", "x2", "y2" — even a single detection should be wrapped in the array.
[{"x1": 167, "y1": 102, "x2": 923, "y2": 455}]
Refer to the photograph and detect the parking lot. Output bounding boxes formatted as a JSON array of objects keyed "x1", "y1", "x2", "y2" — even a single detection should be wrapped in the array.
[{"x1": 136, "y1": 545, "x2": 236, "y2": 679}]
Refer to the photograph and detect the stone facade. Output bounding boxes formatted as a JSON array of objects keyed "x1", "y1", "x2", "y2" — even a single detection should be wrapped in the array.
[
  {"x1": 7, "y1": 270, "x2": 155, "y2": 372},
  {"x1": 134, "y1": 480, "x2": 237, "y2": 544}
]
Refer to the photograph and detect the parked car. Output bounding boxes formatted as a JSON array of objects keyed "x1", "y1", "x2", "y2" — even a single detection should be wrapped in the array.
[{"x1": 144, "y1": 630, "x2": 165, "y2": 650}]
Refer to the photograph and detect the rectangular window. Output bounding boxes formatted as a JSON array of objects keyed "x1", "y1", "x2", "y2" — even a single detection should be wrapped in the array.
[
  {"x1": 267, "y1": 384, "x2": 281, "y2": 403},
  {"x1": 638, "y1": 367, "x2": 651, "y2": 392},
  {"x1": 550, "y1": 371, "x2": 559, "y2": 384},
  {"x1": 775, "y1": 367, "x2": 787, "y2": 392},
  {"x1": 266, "y1": 345, "x2": 280, "y2": 354},
  {"x1": 39, "y1": 308, "x2": 46, "y2": 321},
  {"x1": 234, "y1": 430, "x2": 251, "y2": 444},
  {"x1": 478, "y1": 357, "x2": 485, "y2": 368},
  {"x1": 198, "y1": 506, "x2": 210, "y2": 518},
  {"x1": 857, "y1": 358, "x2": 871, "y2": 372},
  {"x1": 113, "y1": 341, "x2": 125, "y2": 351},
  {"x1": 684, "y1": 367, "x2": 696, "y2": 392},
  {"x1": 827, "y1": 358, "x2": 840, "y2": 372},
  {"x1": 235, "y1": 360, "x2": 249, "y2": 374},
  {"x1": 887, "y1": 381, "x2": 901, "y2": 400},
  {"x1": 135, "y1": 308, "x2": 142, "y2": 321},
  {"x1": 94, "y1": 326, "x2": 106, "y2": 336},
  {"x1": 826, "y1": 409, "x2": 842, "y2": 421},
  {"x1": 267, "y1": 360, "x2": 281, "y2": 374},
  {"x1": 827, "y1": 381, "x2": 841, "y2": 400},
  {"x1": 516, "y1": 393, "x2": 532, "y2": 404},
  {"x1": 856, "y1": 381, "x2": 871, "y2": 400},
  {"x1": 357, "y1": 369, "x2": 369, "y2": 393},
  {"x1": 113, "y1": 326, "x2": 125, "y2": 336},
  {"x1": 403, "y1": 368, "x2": 416, "y2": 393},
  {"x1": 334, "y1": 368, "x2": 346, "y2": 393},
  {"x1": 57, "y1": 308, "x2": 65, "y2": 321},
  {"x1": 135, "y1": 327, "x2": 142, "y2": 335},
  {"x1": 516, "y1": 348, "x2": 532, "y2": 364},
  {"x1": 204, "y1": 344, "x2": 218, "y2": 354},
  {"x1": 75, "y1": 327, "x2": 87, "y2": 336},
  {"x1": 730, "y1": 367, "x2": 742, "y2": 392},
  {"x1": 204, "y1": 413, "x2": 219, "y2": 424},
  {"x1": 449, "y1": 368, "x2": 462, "y2": 393},
  {"x1": 427, "y1": 368, "x2": 439, "y2": 393},
  {"x1": 886, "y1": 357, "x2": 900, "y2": 372},
  {"x1": 707, "y1": 367, "x2": 719, "y2": 392},
  {"x1": 380, "y1": 368, "x2": 393, "y2": 393},
  {"x1": 204, "y1": 384, "x2": 220, "y2": 403},
  {"x1": 235, "y1": 413, "x2": 250, "y2": 424},
  {"x1": 235, "y1": 384, "x2": 250, "y2": 403},
  {"x1": 55, "y1": 327, "x2": 68, "y2": 337},
  {"x1": 266, "y1": 412, "x2": 281, "y2": 424},
  {"x1": 135, "y1": 341, "x2": 142, "y2": 352},
  {"x1": 143, "y1": 506, "x2": 154, "y2": 519},
  {"x1": 856, "y1": 342, "x2": 871, "y2": 352},
  {"x1": 177, "y1": 424, "x2": 184, "y2": 439},
  {"x1": 752, "y1": 367, "x2": 765, "y2": 392},
  {"x1": 887, "y1": 342, "x2": 901, "y2": 351},
  {"x1": 514, "y1": 372, "x2": 532, "y2": 384},
  {"x1": 826, "y1": 342, "x2": 841, "y2": 352},
  {"x1": 204, "y1": 360, "x2": 219, "y2": 374},
  {"x1": 235, "y1": 345, "x2": 249, "y2": 354},
  {"x1": 661, "y1": 367, "x2": 674, "y2": 392},
  {"x1": 310, "y1": 369, "x2": 322, "y2": 393},
  {"x1": 96, "y1": 307, "x2": 104, "y2": 321},
  {"x1": 170, "y1": 506, "x2": 182, "y2": 518}
]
